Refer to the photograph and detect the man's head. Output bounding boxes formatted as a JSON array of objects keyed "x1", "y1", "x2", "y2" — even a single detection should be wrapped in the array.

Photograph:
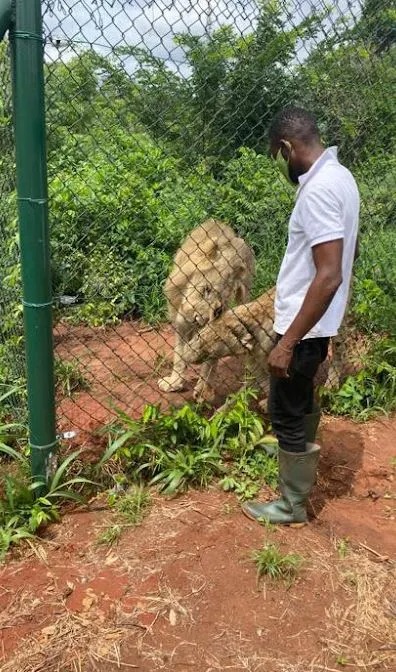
[{"x1": 269, "y1": 106, "x2": 323, "y2": 185}]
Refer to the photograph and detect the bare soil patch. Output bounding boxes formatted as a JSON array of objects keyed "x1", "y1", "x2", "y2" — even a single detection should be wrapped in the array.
[{"x1": 1, "y1": 415, "x2": 395, "y2": 671}]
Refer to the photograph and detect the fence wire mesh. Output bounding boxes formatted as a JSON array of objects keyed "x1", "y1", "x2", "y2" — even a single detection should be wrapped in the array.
[{"x1": 0, "y1": 0, "x2": 395, "y2": 439}]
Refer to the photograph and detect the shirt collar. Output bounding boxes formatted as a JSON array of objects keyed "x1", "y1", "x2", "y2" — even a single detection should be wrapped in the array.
[{"x1": 297, "y1": 146, "x2": 338, "y2": 193}]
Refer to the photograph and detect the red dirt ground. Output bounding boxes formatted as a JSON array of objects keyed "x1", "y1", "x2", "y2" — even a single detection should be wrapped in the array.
[
  {"x1": 1, "y1": 322, "x2": 395, "y2": 670},
  {"x1": 54, "y1": 320, "x2": 250, "y2": 442},
  {"x1": 54, "y1": 319, "x2": 360, "y2": 446},
  {"x1": 1, "y1": 415, "x2": 395, "y2": 672}
]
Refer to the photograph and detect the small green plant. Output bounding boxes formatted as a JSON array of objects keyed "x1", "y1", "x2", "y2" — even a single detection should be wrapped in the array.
[
  {"x1": 0, "y1": 446, "x2": 96, "y2": 561},
  {"x1": 252, "y1": 543, "x2": 303, "y2": 583},
  {"x1": 258, "y1": 517, "x2": 277, "y2": 532},
  {"x1": 96, "y1": 486, "x2": 151, "y2": 546},
  {"x1": 336, "y1": 537, "x2": 350, "y2": 559},
  {"x1": 55, "y1": 358, "x2": 89, "y2": 397},
  {"x1": 109, "y1": 485, "x2": 151, "y2": 525},
  {"x1": 219, "y1": 449, "x2": 278, "y2": 501},
  {"x1": 96, "y1": 524, "x2": 122, "y2": 547},
  {"x1": 336, "y1": 656, "x2": 350, "y2": 666},
  {"x1": 96, "y1": 524, "x2": 122, "y2": 546},
  {"x1": 148, "y1": 445, "x2": 223, "y2": 494},
  {"x1": 0, "y1": 386, "x2": 26, "y2": 448}
]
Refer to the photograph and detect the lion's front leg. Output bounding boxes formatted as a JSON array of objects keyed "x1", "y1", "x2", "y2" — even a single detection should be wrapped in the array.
[
  {"x1": 158, "y1": 326, "x2": 191, "y2": 393},
  {"x1": 193, "y1": 360, "x2": 218, "y2": 403},
  {"x1": 248, "y1": 340, "x2": 271, "y2": 413}
]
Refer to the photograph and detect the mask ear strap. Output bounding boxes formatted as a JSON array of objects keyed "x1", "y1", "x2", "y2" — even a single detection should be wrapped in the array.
[{"x1": 280, "y1": 140, "x2": 292, "y2": 159}]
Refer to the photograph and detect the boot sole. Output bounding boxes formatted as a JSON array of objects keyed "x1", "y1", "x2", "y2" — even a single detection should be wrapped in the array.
[{"x1": 241, "y1": 506, "x2": 306, "y2": 527}]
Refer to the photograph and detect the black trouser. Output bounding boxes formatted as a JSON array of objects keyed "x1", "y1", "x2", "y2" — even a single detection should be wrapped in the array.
[{"x1": 269, "y1": 336, "x2": 329, "y2": 454}]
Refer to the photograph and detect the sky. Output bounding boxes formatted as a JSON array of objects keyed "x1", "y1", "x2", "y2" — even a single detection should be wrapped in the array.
[{"x1": 42, "y1": 0, "x2": 362, "y2": 74}]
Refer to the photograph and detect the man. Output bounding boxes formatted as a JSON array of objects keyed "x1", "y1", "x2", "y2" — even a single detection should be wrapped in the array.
[{"x1": 242, "y1": 106, "x2": 359, "y2": 526}]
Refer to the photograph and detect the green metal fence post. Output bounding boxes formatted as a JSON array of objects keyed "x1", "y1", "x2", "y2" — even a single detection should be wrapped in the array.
[{"x1": 9, "y1": 0, "x2": 57, "y2": 485}]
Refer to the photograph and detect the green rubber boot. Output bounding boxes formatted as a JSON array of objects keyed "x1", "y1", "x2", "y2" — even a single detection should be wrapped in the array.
[
  {"x1": 242, "y1": 443, "x2": 320, "y2": 526},
  {"x1": 304, "y1": 403, "x2": 321, "y2": 443}
]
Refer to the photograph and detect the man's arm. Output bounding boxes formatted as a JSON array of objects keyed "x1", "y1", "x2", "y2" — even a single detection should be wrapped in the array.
[{"x1": 268, "y1": 239, "x2": 343, "y2": 378}]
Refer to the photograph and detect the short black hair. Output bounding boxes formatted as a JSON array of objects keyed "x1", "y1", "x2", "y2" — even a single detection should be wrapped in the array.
[{"x1": 269, "y1": 106, "x2": 320, "y2": 145}]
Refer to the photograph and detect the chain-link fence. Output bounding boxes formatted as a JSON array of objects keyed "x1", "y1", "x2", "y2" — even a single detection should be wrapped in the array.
[{"x1": 0, "y1": 0, "x2": 395, "y2": 441}]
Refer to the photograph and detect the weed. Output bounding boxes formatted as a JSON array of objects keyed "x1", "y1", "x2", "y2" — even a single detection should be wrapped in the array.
[
  {"x1": 0, "y1": 386, "x2": 26, "y2": 449},
  {"x1": 110, "y1": 485, "x2": 151, "y2": 525},
  {"x1": 55, "y1": 358, "x2": 89, "y2": 397},
  {"x1": 258, "y1": 518, "x2": 277, "y2": 533},
  {"x1": 252, "y1": 543, "x2": 303, "y2": 583},
  {"x1": 96, "y1": 524, "x2": 122, "y2": 547},
  {"x1": 96, "y1": 486, "x2": 151, "y2": 546},
  {"x1": 220, "y1": 450, "x2": 278, "y2": 500},
  {"x1": 336, "y1": 656, "x2": 349, "y2": 666},
  {"x1": 336, "y1": 537, "x2": 350, "y2": 559},
  {"x1": 148, "y1": 445, "x2": 224, "y2": 494},
  {"x1": 0, "y1": 445, "x2": 96, "y2": 561},
  {"x1": 222, "y1": 503, "x2": 234, "y2": 515}
]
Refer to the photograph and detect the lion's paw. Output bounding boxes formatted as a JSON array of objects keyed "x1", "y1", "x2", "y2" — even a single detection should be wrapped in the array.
[
  {"x1": 158, "y1": 375, "x2": 185, "y2": 393},
  {"x1": 193, "y1": 381, "x2": 216, "y2": 404}
]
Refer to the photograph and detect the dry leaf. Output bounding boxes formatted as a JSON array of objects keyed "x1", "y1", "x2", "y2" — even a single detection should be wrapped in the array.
[
  {"x1": 105, "y1": 554, "x2": 119, "y2": 566},
  {"x1": 82, "y1": 595, "x2": 95, "y2": 611},
  {"x1": 41, "y1": 625, "x2": 57, "y2": 637},
  {"x1": 169, "y1": 608, "x2": 177, "y2": 626}
]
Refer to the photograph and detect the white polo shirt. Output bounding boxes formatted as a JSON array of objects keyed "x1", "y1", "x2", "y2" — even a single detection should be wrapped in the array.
[{"x1": 274, "y1": 147, "x2": 359, "y2": 339}]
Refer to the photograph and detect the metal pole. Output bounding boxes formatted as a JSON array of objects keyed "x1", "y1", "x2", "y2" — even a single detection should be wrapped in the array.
[{"x1": 10, "y1": 0, "x2": 57, "y2": 485}]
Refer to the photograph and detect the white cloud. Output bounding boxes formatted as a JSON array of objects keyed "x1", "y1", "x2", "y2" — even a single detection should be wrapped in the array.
[
  {"x1": 42, "y1": 0, "x2": 361, "y2": 72},
  {"x1": 43, "y1": 0, "x2": 259, "y2": 70}
]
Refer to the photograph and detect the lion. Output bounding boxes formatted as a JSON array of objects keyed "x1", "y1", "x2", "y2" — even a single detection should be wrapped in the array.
[
  {"x1": 182, "y1": 286, "x2": 355, "y2": 408},
  {"x1": 158, "y1": 219, "x2": 255, "y2": 401}
]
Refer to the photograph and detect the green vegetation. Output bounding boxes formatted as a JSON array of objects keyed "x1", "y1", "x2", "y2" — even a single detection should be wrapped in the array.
[
  {"x1": 54, "y1": 358, "x2": 89, "y2": 398},
  {"x1": 0, "y1": 444, "x2": 95, "y2": 561},
  {"x1": 336, "y1": 538, "x2": 350, "y2": 559},
  {"x1": 0, "y1": 1, "x2": 395, "y2": 417},
  {"x1": 252, "y1": 543, "x2": 303, "y2": 583},
  {"x1": 96, "y1": 486, "x2": 151, "y2": 546},
  {"x1": 321, "y1": 338, "x2": 396, "y2": 420},
  {"x1": 0, "y1": 389, "x2": 276, "y2": 560},
  {"x1": 100, "y1": 389, "x2": 278, "y2": 497}
]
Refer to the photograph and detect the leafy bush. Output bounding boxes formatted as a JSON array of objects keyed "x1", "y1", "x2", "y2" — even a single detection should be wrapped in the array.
[
  {"x1": 49, "y1": 130, "x2": 217, "y2": 326},
  {"x1": 213, "y1": 147, "x2": 293, "y2": 293},
  {"x1": 321, "y1": 339, "x2": 396, "y2": 420},
  {"x1": 0, "y1": 446, "x2": 96, "y2": 561},
  {"x1": 99, "y1": 389, "x2": 278, "y2": 497}
]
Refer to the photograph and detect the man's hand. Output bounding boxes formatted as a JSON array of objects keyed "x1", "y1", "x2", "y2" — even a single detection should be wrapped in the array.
[{"x1": 268, "y1": 340, "x2": 294, "y2": 378}]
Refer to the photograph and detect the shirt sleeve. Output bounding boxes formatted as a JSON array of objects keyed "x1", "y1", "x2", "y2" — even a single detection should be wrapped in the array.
[{"x1": 301, "y1": 185, "x2": 344, "y2": 248}]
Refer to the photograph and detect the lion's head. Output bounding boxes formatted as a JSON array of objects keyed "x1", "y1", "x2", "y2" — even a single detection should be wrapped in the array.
[{"x1": 179, "y1": 281, "x2": 225, "y2": 327}]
